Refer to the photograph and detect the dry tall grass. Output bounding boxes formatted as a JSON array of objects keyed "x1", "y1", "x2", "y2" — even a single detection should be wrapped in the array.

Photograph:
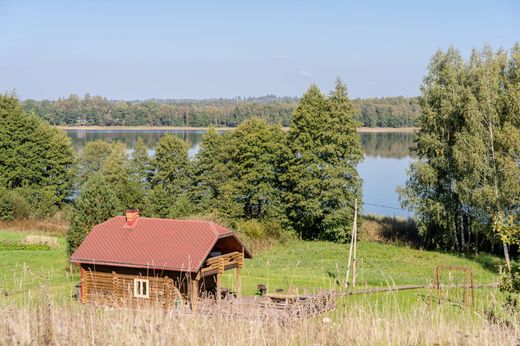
[
  {"x1": 1, "y1": 291, "x2": 519, "y2": 345},
  {"x1": 0, "y1": 218, "x2": 67, "y2": 236},
  {"x1": 23, "y1": 235, "x2": 60, "y2": 248}
]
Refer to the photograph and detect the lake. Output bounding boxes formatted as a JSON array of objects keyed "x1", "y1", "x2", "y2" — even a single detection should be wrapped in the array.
[{"x1": 66, "y1": 129, "x2": 415, "y2": 218}]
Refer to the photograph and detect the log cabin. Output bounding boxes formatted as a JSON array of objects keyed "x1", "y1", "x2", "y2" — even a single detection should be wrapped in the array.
[{"x1": 70, "y1": 209, "x2": 252, "y2": 308}]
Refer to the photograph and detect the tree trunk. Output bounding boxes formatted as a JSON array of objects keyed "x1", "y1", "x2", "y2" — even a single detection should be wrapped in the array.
[{"x1": 503, "y1": 241, "x2": 511, "y2": 271}]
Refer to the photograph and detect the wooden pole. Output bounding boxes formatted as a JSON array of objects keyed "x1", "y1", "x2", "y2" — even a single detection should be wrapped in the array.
[
  {"x1": 345, "y1": 199, "x2": 358, "y2": 288},
  {"x1": 352, "y1": 199, "x2": 358, "y2": 287},
  {"x1": 436, "y1": 266, "x2": 441, "y2": 304},
  {"x1": 216, "y1": 273, "x2": 221, "y2": 302},
  {"x1": 470, "y1": 270, "x2": 475, "y2": 307},
  {"x1": 191, "y1": 277, "x2": 199, "y2": 310}
]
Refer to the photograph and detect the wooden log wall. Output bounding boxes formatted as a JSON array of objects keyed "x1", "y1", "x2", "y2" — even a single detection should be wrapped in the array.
[{"x1": 81, "y1": 269, "x2": 183, "y2": 308}]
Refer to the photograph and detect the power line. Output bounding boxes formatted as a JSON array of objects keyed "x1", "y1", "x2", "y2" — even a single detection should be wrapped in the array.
[{"x1": 362, "y1": 201, "x2": 403, "y2": 211}]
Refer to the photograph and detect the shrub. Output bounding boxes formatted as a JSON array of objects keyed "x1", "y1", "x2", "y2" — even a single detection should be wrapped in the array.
[
  {"x1": 0, "y1": 189, "x2": 31, "y2": 221},
  {"x1": 236, "y1": 219, "x2": 266, "y2": 240},
  {"x1": 0, "y1": 189, "x2": 15, "y2": 221},
  {"x1": 17, "y1": 187, "x2": 58, "y2": 219},
  {"x1": 234, "y1": 219, "x2": 295, "y2": 247},
  {"x1": 9, "y1": 189, "x2": 31, "y2": 219}
]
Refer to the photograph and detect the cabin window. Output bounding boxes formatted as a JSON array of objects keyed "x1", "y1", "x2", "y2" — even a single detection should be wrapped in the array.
[{"x1": 134, "y1": 278, "x2": 149, "y2": 298}]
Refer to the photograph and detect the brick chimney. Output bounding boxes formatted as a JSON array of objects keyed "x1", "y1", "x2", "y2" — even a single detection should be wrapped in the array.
[{"x1": 124, "y1": 209, "x2": 140, "y2": 227}]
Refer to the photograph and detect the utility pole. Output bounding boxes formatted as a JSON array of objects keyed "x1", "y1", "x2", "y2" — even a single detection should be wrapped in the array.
[
  {"x1": 345, "y1": 199, "x2": 358, "y2": 288},
  {"x1": 352, "y1": 199, "x2": 358, "y2": 287}
]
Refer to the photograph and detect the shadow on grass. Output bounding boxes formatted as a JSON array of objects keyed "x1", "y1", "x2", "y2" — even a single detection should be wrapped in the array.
[
  {"x1": 360, "y1": 214, "x2": 420, "y2": 248},
  {"x1": 468, "y1": 253, "x2": 502, "y2": 273}
]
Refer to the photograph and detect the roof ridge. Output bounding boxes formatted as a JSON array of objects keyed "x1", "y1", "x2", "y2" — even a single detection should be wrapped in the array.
[{"x1": 128, "y1": 216, "x2": 215, "y2": 223}]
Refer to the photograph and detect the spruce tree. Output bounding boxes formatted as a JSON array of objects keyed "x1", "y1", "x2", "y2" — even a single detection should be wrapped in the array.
[
  {"x1": 284, "y1": 82, "x2": 363, "y2": 241},
  {"x1": 67, "y1": 174, "x2": 120, "y2": 255},
  {"x1": 148, "y1": 135, "x2": 192, "y2": 217},
  {"x1": 102, "y1": 142, "x2": 147, "y2": 211},
  {"x1": 218, "y1": 118, "x2": 290, "y2": 222},
  {"x1": 77, "y1": 140, "x2": 113, "y2": 184},
  {"x1": 192, "y1": 128, "x2": 226, "y2": 211},
  {"x1": 131, "y1": 137, "x2": 151, "y2": 188},
  {"x1": 0, "y1": 94, "x2": 75, "y2": 208}
]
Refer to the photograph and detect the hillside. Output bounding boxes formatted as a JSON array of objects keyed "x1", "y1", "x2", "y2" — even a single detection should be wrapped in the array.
[{"x1": 0, "y1": 229, "x2": 500, "y2": 299}]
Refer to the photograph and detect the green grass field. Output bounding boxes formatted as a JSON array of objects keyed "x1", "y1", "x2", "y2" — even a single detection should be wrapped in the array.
[
  {"x1": 222, "y1": 240, "x2": 500, "y2": 296},
  {"x1": 2, "y1": 228, "x2": 517, "y2": 344},
  {"x1": 0, "y1": 228, "x2": 502, "y2": 303}
]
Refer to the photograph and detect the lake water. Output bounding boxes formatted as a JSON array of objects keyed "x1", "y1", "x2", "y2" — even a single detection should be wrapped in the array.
[{"x1": 66, "y1": 129, "x2": 415, "y2": 217}]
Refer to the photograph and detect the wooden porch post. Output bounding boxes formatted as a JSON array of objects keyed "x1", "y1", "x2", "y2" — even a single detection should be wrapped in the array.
[
  {"x1": 80, "y1": 266, "x2": 86, "y2": 304},
  {"x1": 216, "y1": 273, "x2": 221, "y2": 302},
  {"x1": 235, "y1": 267, "x2": 241, "y2": 299},
  {"x1": 191, "y1": 276, "x2": 199, "y2": 309},
  {"x1": 236, "y1": 251, "x2": 243, "y2": 299}
]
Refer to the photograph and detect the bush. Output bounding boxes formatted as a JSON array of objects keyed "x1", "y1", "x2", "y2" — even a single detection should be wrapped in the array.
[
  {"x1": 488, "y1": 262, "x2": 520, "y2": 325},
  {"x1": 235, "y1": 219, "x2": 266, "y2": 240},
  {"x1": 0, "y1": 189, "x2": 31, "y2": 221},
  {"x1": 234, "y1": 219, "x2": 295, "y2": 243},
  {"x1": 17, "y1": 187, "x2": 58, "y2": 219},
  {"x1": 0, "y1": 189, "x2": 15, "y2": 221},
  {"x1": 9, "y1": 189, "x2": 31, "y2": 219}
]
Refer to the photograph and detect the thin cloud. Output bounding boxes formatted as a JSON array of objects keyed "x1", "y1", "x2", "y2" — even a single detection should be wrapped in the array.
[
  {"x1": 299, "y1": 70, "x2": 312, "y2": 77},
  {"x1": 274, "y1": 55, "x2": 289, "y2": 61}
]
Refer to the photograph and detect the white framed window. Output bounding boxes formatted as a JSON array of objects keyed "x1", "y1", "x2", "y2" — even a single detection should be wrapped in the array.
[{"x1": 134, "y1": 278, "x2": 149, "y2": 298}]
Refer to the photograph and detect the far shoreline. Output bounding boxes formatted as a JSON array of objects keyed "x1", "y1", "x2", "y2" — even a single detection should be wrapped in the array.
[{"x1": 57, "y1": 125, "x2": 418, "y2": 133}]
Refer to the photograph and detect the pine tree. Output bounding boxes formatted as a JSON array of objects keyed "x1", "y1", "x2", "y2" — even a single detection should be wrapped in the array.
[
  {"x1": 148, "y1": 135, "x2": 192, "y2": 217},
  {"x1": 67, "y1": 174, "x2": 120, "y2": 255},
  {"x1": 192, "y1": 128, "x2": 226, "y2": 211},
  {"x1": 0, "y1": 94, "x2": 75, "y2": 208},
  {"x1": 284, "y1": 82, "x2": 363, "y2": 242},
  {"x1": 102, "y1": 142, "x2": 147, "y2": 211},
  {"x1": 131, "y1": 137, "x2": 151, "y2": 189},
  {"x1": 218, "y1": 118, "x2": 290, "y2": 222},
  {"x1": 77, "y1": 140, "x2": 113, "y2": 184}
]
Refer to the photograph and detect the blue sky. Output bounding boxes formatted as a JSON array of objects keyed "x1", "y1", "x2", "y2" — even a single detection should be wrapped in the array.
[{"x1": 1, "y1": 0, "x2": 518, "y2": 100}]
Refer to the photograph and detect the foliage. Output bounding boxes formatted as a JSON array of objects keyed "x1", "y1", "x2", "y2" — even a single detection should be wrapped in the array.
[
  {"x1": 0, "y1": 94, "x2": 75, "y2": 207},
  {"x1": 148, "y1": 135, "x2": 193, "y2": 218},
  {"x1": 22, "y1": 94, "x2": 421, "y2": 128},
  {"x1": 191, "y1": 129, "x2": 227, "y2": 211},
  {"x1": 0, "y1": 189, "x2": 15, "y2": 221},
  {"x1": 77, "y1": 140, "x2": 113, "y2": 184},
  {"x1": 284, "y1": 80, "x2": 363, "y2": 242},
  {"x1": 101, "y1": 142, "x2": 147, "y2": 211},
  {"x1": 497, "y1": 262, "x2": 520, "y2": 319},
  {"x1": 66, "y1": 174, "x2": 120, "y2": 255},
  {"x1": 399, "y1": 45, "x2": 520, "y2": 257},
  {"x1": 217, "y1": 119, "x2": 290, "y2": 222},
  {"x1": 130, "y1": 137, "x2": 151, "y2": 190}
]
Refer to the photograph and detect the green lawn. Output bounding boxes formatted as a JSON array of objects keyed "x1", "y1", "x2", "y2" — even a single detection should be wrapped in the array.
[
  {"x1": 0, "y1": 229, "x2": 502, "y2": 303},
  {"x1": 0, "y1": 230, "x2": 78, "y2": 303},
  {"x1": 222, "y1": 240, "x2": 500, "y2": 296}
]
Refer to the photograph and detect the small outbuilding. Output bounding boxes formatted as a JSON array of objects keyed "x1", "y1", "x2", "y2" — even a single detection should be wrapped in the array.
[{"x1": 70, "y1": 209, "x2": 252, "y2": 308}]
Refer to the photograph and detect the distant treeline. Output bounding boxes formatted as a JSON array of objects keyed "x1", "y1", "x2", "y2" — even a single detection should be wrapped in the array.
[{"x1": 21, "y1": 94, "x2": 420, "y2": 128}]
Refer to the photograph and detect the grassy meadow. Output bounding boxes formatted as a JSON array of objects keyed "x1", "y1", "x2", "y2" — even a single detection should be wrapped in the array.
[{"x1": 1, "y1": 227, "x2": 518, "y2": 344}]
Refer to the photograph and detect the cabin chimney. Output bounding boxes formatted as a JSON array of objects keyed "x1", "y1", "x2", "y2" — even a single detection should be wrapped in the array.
[{"x1": 125, "y1": 209, "x2": 140, "y2": 226}]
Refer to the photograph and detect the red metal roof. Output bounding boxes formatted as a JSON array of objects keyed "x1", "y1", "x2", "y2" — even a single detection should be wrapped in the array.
[{"x1": 70, "y1": 216, "x2": 251, "y2": 272}]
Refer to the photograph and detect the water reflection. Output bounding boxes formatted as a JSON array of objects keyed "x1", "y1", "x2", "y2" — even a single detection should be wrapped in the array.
[
  {"x1": 67, "y1": 130, "x2": 415, "y2": 159},
  {"x1": 360, "y1": 132, "x2": 415, "y2": 159}
]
